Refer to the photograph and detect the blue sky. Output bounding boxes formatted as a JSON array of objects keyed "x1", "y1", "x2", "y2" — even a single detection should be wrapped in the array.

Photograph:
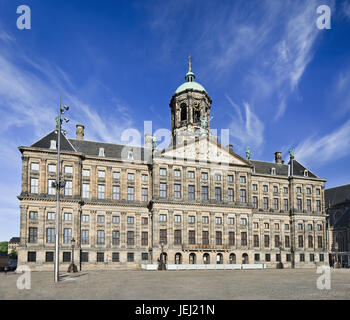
[{"x1": 0, "y1": 0, "x2": 350, "y2": 241}]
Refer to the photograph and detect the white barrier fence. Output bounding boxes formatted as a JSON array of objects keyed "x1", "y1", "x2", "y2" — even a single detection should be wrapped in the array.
[{"x1": 140, "y1": 263, "x2": 266, "y2": 271}]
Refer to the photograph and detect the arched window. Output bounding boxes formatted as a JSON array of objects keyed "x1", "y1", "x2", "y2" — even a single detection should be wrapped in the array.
[
  {"x1": 181, "y1": 104, "x2": 187, "y2": 121},
  {"x1": 229, "y1": 253, "x2": 236, "y2": 264},
  {"x1": 271, "y1": 167, "x2": 276, "y2": 175},
  {"x1": 304, "y1": 170, "x2": 308, "y2": 177},
  {"x1": 203, "y1": 253, "x2": 210, "y2": 264},
  {"x1": 175, "y1": 253, "x2": 182, "y2": 265},
  {"x1": 216, "y1": 253, "x2": 223, "y2": 264},
  {"x1": 189, "y1": 253, "x2": 196, "y2": 264},
  {"x1": 242, "y1": 253, "x2": 249, "y2": 264}
]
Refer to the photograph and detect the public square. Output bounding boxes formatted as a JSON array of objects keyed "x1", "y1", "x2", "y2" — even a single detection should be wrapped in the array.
[{"x1": 0, "y1": 268, "x2": 349, "y2": 300}]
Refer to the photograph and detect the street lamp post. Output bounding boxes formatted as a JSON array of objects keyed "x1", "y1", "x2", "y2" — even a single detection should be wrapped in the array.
[
  {"x1": 54, "y1": 97, "x2": 69, "y2": 283},
  {"x1": 158, "y1": 241, "x2": 166, "y2": 270},
  {"x1": 334, "y1": 242, "x2": 340, "y2": 269},
  {"x1": 276, "y1": 241, "x2": 284, "y2": 269},
  {"x1": 68, "y1": 238, "x2": 78, "y2": 273}
]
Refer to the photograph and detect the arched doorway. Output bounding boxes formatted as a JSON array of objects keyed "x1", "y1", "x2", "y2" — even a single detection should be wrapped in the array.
[
  {"x1": 242, "y1": 253, "x2": 249, "y2": 264},
  {"x1": 175, "y1": 253, "x2": 182, "y2": 264},
  {"x1": 216, "y1": 253, "x2": 223, "y2": 264},
  {"x1": 229, "y1": 253, "x2": 236, "y2": 264},
  {"x1": 203, "y1": 253, "x2": 210, "y2": 264},
  {"x1": 160, "y1": 252, "x2": 167, "y2": 264},
  {"x1": 189, "y1": 253, "x2": 196, "y2": 264}
]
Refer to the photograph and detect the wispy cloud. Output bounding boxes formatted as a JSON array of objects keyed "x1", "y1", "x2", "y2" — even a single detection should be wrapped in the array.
[
  {"x1": 295, "y1": 118, "x2": 350, "y2": 168},
  {"x1": 342, "y1": 1, "x2": 350, "y2": 20},
  {"x1": 226, "y1": 95, "x2": 264, "y2": 153}
]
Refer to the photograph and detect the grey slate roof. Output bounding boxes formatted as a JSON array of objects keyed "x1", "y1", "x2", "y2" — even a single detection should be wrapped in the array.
[
  {"x1": 328, "y1": 207, "x2": 350, "y2": 228},
  {"x1": 31, "y1": 130, "x2": 76, "y2": 152},
  {"x1": 69, "y1": 139, "x2": 150, "y2": 162},
  {"x1": 291, "y1": 160, "x2": 317, "y2": 178},
  {"x1": 325, "y1": 184, "x2": 350, "y2": 207},
  {"x1": 9, "y1": 237, "x2": 20, "y2": 244},
  {"x1": 251, "y1": 160, "x2": 288, "y2": 176}
]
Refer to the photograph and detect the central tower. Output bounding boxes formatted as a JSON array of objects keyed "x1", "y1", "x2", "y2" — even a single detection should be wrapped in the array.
[{"x1": 169, "y1": 56, "x2": 212, "y2": 146}]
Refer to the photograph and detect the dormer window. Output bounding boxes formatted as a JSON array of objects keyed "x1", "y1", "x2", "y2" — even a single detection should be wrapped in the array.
[
  {"x1": 128, "y1": 151, "x2": 133, "y2": 160},
  {"x1": 304, "y1": 170, "x2": 308, "y2": 177},
  {"x1": 252, "y1": 166, "x2": 255, "y2": 173},
  {"x1": 99, "y1": 147, "x2": 105, "y2": 157},
  {"x1": 271, "y1": 167, "x2": 276, "y2": 175},
  {"x1": 50, "y1": 140, "x2": 56, "y2": 149}
]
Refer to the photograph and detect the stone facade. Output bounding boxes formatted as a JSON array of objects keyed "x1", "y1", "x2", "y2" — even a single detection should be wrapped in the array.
[{"x1": 17, "y1": 67, "x2": 329, "y2": 270}]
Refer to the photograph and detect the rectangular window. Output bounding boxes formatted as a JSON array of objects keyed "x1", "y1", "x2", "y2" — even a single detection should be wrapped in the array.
[
  {"x1": 82, "y1": 214, "x2": 89, "y2": 223},
  {"x1": 188, "y1": 215, "x2": 195, "y2": 224},
  {"x1": 81, "y1": 230, "x2": 89, "y2": 244},
  {"x1": 202, "y1": 231, "x2": 209, "y2": 245},
  {"x1": 64, "y1": 212, "x2": 72, "y2": 221},
  {"x1": 215, "y1": 187, "x2": 221, "y2": 201},
  {"x1": 82, "y1": 184, "x2": 90, "y2": 198},
  {"x1": 298, "y1": 223, "x2": 303, "y2": 230},
  {"x1": 97, "y1": 252, "x2": 104, "y2": 262},
  {"x1": 214, "y1": 173, "x2": 221, "y2": 181},
  {"x1": 174, "y1": 215, "x2": 181, "y2": 223},
  {"x1": 112, "y1": 216, "x2": 120, "y2": 224},
  {"x1": 316, "y1": 200, "x2": 321, "y2": 212},
  {"x1": 127, "y1": 252, "x2": 134, "y2": 262},
  {"x1": 141, "y1": 174, "x2": 148, "y2": 182},
  {"x1": 63, "y1": 228, "x2": 72, "y2": 244},
  {"x1": 283, "y1": 187, "x2": 288, "y2": 194},
  {"x1": 159, "y1": 229, "x2": 167, "y2": 244},
  {"x1": 284, "y1": 199, "x2": 288, "y2": 211},
  {"x1": 48, "y1": 179, "x2": 56, "y2": 195},
  {"x1": 98, "y1": 185, "x2": 105, "y2": 199},
  {"x1": 202, "y1": 186, "x2": 209, "y2": 200},
  {"x1": 127, "y1": 216, "x2": 134, "y2": 225},
  {"x1": 296, "y1": 187, "x2": 302, "y2": 194},
  {"x1": 159, "y1": 183, "x2": 167, "y2": 198},
  {"x1": 318, "y1": 236, "x2": 323, "y2": 248},
  {"x1": 286, "y1": 254, "x2": 291, "y2": 262},
  {"x1": 216, "y1": 231, "x2": 222, "y2": 245},
  {"x1": 284, "y1": 223, "x2": 289, "y2": 230},
  {"x1": 253, "y1": 196, "x2": 258, "y2": 208},
  {"x1": 228, "y1": 175, "x2": 234, "y2": 183},
  {"x1": 81, "y1": 252, "x2": 89, "y2": 262},
  {"x1": 306, "y1": 187, "x2": 311, "y2": 195},
  {"x1": 241, "y1": 232, "x2": 247, "y2": 246},
  {"x1": 47, "y1": 212, "x2": 55, "y2": 220},
  {"x1": 64, "y1": 166, "x2": 73, "y2": 174},
  {"x1": 30, "y1": 178, "x2": 39, "y2": 194},
  {"x1": 253, "y1": 235, "x2": 259, "y2": 247},
  {"x1": 113, "y1": 172, "x2": 120, "y2": 180},
  {"x1": 308, "y1": 235, "x2": 313, "y2": 248},
  {"x1": 297, "y1": 199, "x2": 302, "y2": 211},
  {"x1": 241, "y1": 218, "x2": 247, "y2": 225},
  {"x1": 113, "y1": 186, "x2": 120, "y2": 200},
  {"x1": 112, "y1": 252, "x2": 119, "y2": 262},
  {"x1": 264, "y1": 223, "x2": 269, "y2": 229},
  {"x1": 63, "y1": 252, "x2": 71, "y2": 262},
  {"x1": 45, "y1": 252, "x2": 54, "y2": 262},
  {"x1": 202, "y1": 216, "x2": 209, "y2": 224},
  {"x1": 141, "y1": 232, "x2": 148, "y2": 246},
  {"x1": 298, "y1": 235, "x2": 304, "y2": 248},
  {"x1": 316, "y1": 188, "x2": 321, "y2": 195},
  {"x1": 240, "y1": 189, "x2": 246, "y2": 203},
  {"x1": 188, "y1": 185, "x2": 195, "y2": 200},
  {"x1": 263, "y1": 185, "x2": 268, "y2": 192},
  {"x1": 215, "y1": 217, "x2": 222, "y2": 225},
  {"x1": 174, "y1": 184, "x2": 181, "y2": 198},
  {"x1": 30, "y1": 162, "x2": 39, "y2": 171},
  {"x1": 29, "y1": 211, "x2": 38, "y2": 220},
  {"x1": 229, "y1": 232, "x2": 235, "y2": 245},
  {"x1": 264, "y1": 235, "x2": 270, "y2": 247},
  {"x1": 64, "y1": 181, "x2": 72, "y2": 196},
  {"x1": 265, "y1": 254, "x2": 271, "y2": 262},
  {"x1": 228, "y1": 188, "x2": 234, "y2": 202},
  {"x1": 307, "y1": 224, "x2": 313, "y2": 231},
  {"x1": 174, "y1": 230, "x2": 182, "y2": 245},
  {"x1": 98, "y1": 170, "x2": 105, "y2": 178},
  {"x1": 254, "y1": 254, "x2": 260, "y2": 262},
  {"x1": 320, "y1": 254, "x2": 324, "y2": 262},
  {"x1": 187, "y1": 171, "x2": 195, "y2": 179},
  {"x1": 273, "y1": 198, "x2": 279, "y2": 210},
  {"x1": 82, "y1": 169, "x2": 90, "y2": 177},
  {"x1": 263, "y1": 197, "x2": 268, "y2": 210},
  {"x1": 112, "y1": 231, "x2": 120, "y2": 245},
  {"x1": 201, "y1": 172, "x2": 208, "y2": 180},
  {"x1": 252, "y1": 184, "x2": 258, "y2": 191},
  {"x1": 228, "y1": 217, "x2": 234, "y2": 225},
  {"x1": 48, "y1": 164, "x2": 56, "y2": 172},
  {"x1": 300, "y1": 254, "x2": 305, "y2": 262},
  {"x1": 141, "y1": 188, "x2": 148, "y2": 202},
  {"x1": 310, "y1": 253, "x2": 315, "y2": 262},
  {"x1": 127, "y1": 187, "x2": 134, "y2": 201},
  {"x1": 274, "y1": 223, "x2": 280, "y2": 230},
  {"x1": 97, "y1": 215, "x2": 105, "y2": 223},
  {"x1": 127, "y1": 231, "x2": 134, "y2": 245},
  {"x1": 273, "y1": 186, "x2": 278, "y2": 193},
  {"x1": 275, "y1": 235, "x2": 280, "y2": 247},
  {"x1": 307, "y1": 199, "x2": 312, "y2": 211},
  {"x1": 46, "y1": 228, "x2": 55, "y2": 243},
  {"x1": 159, "y1": 168, "x2": 167, "y2": 176},
  {"x1": 142, "y1": 253, "x2": 148, "y2": 261},
  {"x1": 253, "y1": 222, "x2": 259, "y2": 229},
  {"x1": 174, "y1": 169, "x2": 181, "y2": 177},
  {"x1": 128, "y1": 173, "x2": 135, "y2": 181},
  {"x1": 188, "y1": 230, "x2": 196, "y2": 244},
  {"x1": 141, "y1": 217, "x2": 148, "y2": 225},
  {"x1": 97, "y1": 230, "x2": 105, "y2": 245},
  {"x1": 240, "y1": 176, "x2": 246, "y2": 183},
  {"x1": 159, "y1": 214, "x2": 167, "y2": 223}
]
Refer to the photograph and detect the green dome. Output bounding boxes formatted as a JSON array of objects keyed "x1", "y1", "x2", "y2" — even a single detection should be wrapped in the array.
[{"x1": 175, "y1": 70, "x2": 207, "y2": 94}]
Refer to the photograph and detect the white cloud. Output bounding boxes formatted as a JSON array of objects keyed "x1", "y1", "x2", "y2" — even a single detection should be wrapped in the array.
[
  {"x1": 342, "y1": 1, "x2": 350, "y2": 20},
  {"x1": 226, "y1": 95, "x2": 264, "y2": 153},
  {"x1": 295, "y1": 118, "x2": 350, "y2": 167}
]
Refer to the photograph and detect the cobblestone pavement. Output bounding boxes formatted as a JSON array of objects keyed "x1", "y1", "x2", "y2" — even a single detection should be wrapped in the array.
[{"x1": 0, "y1": 268, "x2": 349, "y2": 300}]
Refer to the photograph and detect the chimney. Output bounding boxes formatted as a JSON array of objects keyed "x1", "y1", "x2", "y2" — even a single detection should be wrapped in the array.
[
  {"x1": 76, "y1": 124, "x2": 85, "y2": 140},
  {"x1": 145, "y1": 134, "x2": 152, "y2": 148},
  {"x1": 275, "y1": 151, "x2": 282, "y2": 164},
  {"x1": 228, "y1": 144, "x2": 233, "y2": 153}
]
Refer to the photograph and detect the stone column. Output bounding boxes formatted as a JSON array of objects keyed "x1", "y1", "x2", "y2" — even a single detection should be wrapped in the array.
[
  {"x1": 38, "y1": 206, "x2": 45, "y2": 246},
  {"x1": 21, "y1": 156, "x2": 29, "y2": 195},
  {"x1": 20, "y1": 205, "x2": 28, "y2": 246}
]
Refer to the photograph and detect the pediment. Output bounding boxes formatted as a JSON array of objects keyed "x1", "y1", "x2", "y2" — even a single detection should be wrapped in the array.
[{"x1": 160, "y1": 137, "x2": 250, "y2": 166}]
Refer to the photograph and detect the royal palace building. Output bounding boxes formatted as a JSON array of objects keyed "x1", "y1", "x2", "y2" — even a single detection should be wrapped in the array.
[{"x1": 17, "y1": 64, "x2": 329, "y2": 270}]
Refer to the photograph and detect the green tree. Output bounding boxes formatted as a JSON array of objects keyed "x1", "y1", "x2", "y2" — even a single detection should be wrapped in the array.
[
  {"x1": 0, "y1": 242, "x2": 8, "y2": 253},
  {"x1": 9, "y1": 248, "x2": 18, "y2": 259}
]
